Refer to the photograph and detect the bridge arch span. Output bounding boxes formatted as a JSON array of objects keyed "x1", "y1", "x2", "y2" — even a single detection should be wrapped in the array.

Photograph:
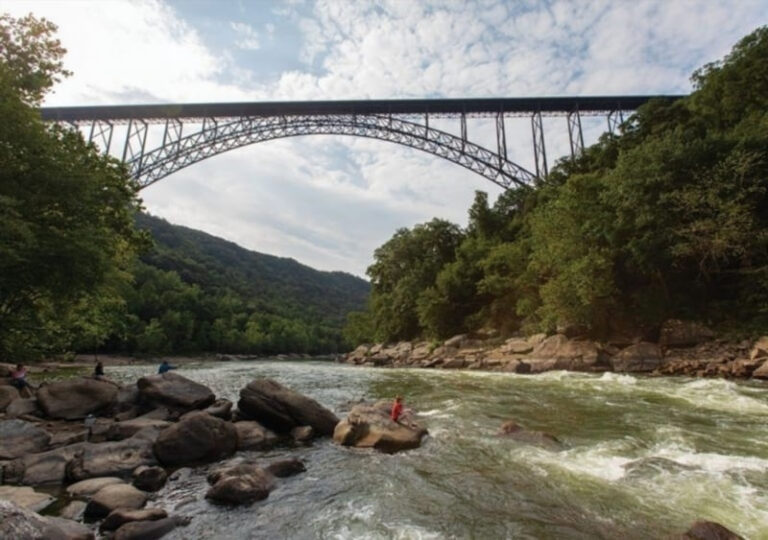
[{"x1": 132, "y1": 114, "x2": 536, "y2": 190}]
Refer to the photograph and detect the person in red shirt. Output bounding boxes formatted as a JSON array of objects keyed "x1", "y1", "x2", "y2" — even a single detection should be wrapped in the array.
[{"x1": 390, "y1": 395, "x2": 404, "y2": 422}]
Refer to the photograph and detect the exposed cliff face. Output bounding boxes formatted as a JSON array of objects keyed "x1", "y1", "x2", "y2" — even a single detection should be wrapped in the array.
[{"x1": 341, "y1": 321, "x2": 768, "y2": 380}]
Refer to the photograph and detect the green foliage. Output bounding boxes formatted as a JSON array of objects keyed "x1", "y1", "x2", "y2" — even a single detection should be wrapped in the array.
[
  {"x1": 100, "y1": 214, "x2": 370, "y2": 355},
  {"x1": 346, "y1": 26, "x2": 768, "y2": 345},
  {"x1": 0, "y1": 14, "x2": 145, "y2": 361}
]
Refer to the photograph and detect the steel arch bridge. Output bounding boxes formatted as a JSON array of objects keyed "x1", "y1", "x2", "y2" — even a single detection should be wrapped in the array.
[{"x1": 39, "y1": 95, "x2": 683, "y2": 190}]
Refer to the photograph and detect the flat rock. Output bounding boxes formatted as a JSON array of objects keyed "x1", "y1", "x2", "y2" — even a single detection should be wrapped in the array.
[
  {"x1": 237, "y1": 378, "x2": 339, "y2": 435},
  {"x1": 0, "y1": 419, "x2": 51, "y2": 459},
  {"x1": 0, "y1": 499, "x2": 94, "y2": 540},
  {"x1": 108, "y1": 418, "x2": 171, "y2": 440},
  {"x1": 0, "y1": 485, "x2": 55, "y2": 512},
  {"x1": 66, "y1": 434, "x2": 158, "y2": 481},
  {"x1": 153, "y1": 411, "x2": 237, "y2": 466},
  {"x1": 235, "y1": 421, "x2": 279, "y2": 451},
  {"x1": 333, "y1": 400, "x2": 427, "y2": 454},
  {"x1": 100, "y1": 507, "x2": 167, "y2": 532},
  {"x1": 114, "y1": 516, "x2": 185, "y2": 540},
  {"x1": 66, "y1": 477, "x2": 125, "y2": 498},
  {"x1": 4, "y1": 442, "x2": 89, "y2": 485},
  {"x1": 37, "y1": 379, "x2": 118, "y2": 420},
  {"x1": 85, "y1": 483, "x2": 147, "y2": 518},
  {"x1": 137, "y1": 372, "x2": 215, "y2": 412}
]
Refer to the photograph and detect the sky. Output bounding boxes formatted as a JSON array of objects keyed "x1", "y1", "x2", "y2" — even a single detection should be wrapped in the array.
[{"x1": 2, "y1": 0, "x2": 767, "y2": 277}]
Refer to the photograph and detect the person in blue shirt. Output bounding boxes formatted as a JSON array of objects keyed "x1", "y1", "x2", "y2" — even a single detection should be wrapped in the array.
[{"x1": 158, "y1": 360, "x2": 176, "y2": 374}]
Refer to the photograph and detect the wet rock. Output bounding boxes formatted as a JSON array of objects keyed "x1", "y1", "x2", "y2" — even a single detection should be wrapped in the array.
[
  {"x1": 237, "y1": 378, "x2": 339, "y2": 436},
  {"x1": 59, "y1": 500, "x2": 87, "y2": 520},
  {"x1": 264, "y1": 458, "x2": 306, "y2": 478},
  {"x1": 333, "y1": 400, "x2": 427, "y2": 454},
  {"x1": 107, "y1": 418, "x2": 171, "y2": 440},
  {"x1": 137, "y1": 372, "x2": 215, "y2": 412},
  {"x1": 0, "y1": 485, "x2": 55, "y2": 512},
  {"x1": 0, "y1": 385, "x2": 20, "y2": 411},
  {"x1": 679, "y1": 520, "x2": 744, "y2": 539},
  {"x1": 66, "y1": 477, "x2": 125, "y2": 499},
  {"x1": 0, "y1": 419, "x2": 51, "y2": 459},
  {"x1": 6, "y1": 398, "x2": 41, "y2": 418},
  {"x1": 611, "y1": 342, "x2": 663, "y2": 372},
  {"x1": 37, "y1": 379, "x2": 118, "y2": 420},
  {"x1": 66, "y1": 435, "x2": 158, "y2": 481},
  {"x1": 291, "y1": 425, "x2": 314, "y2": 444},
  {"x1": 205, "y1": 463, "x2": 275, "y2": 505},
  {"x1": 113, "y1": 516, "x2": 188, "y2": 540},
  {"x1": 0, "y1": 499, "x2": 94, "y2": 540},
  {"x1": 154, "y1": 411, "x2": 237, "y2": 466},
  {"x1": 100, "y1": 507, "x2": 167, "y2": 532},
  {"x1": 660, "y1": 319, "x2": 715, "y2": 348},
  {"x1": 235, "y1": 421, "x2": 279, "y2": 451},
  {"x1": 497, "y1": 420, "x2": 562, "y2": 449},
  {"x1": 84, "y1": 483, "x2": 147, "y2": 518},
  {"x1": 132, "y1": 465, "x2": 167, "y2": 492},
  {"x1": 204, "y1": 398, "x2": 233, "y2": 420},
  {"x1": 622, "y1": 457, "x2": 695, "y2": 479},
  {"x1": 5, "y1": 442, "x2": 89, "y2": 485}
]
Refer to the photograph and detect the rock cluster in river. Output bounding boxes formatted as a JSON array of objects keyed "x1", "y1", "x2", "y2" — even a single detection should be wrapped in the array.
[
  {"x1": 0, "y1": 370, "x2": 339, "y2": 537},
  {"x1": 341, "y1": 321, "x2": 768, "y2": 380}
]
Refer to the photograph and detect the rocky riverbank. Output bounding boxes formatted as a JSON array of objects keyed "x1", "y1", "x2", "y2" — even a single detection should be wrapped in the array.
[
  {"x1": 340, "y1": 320, "x2": 768, "y2": 381},
  {"x1": 0, "y1": 367, "x2": 428, "y2": 539}
]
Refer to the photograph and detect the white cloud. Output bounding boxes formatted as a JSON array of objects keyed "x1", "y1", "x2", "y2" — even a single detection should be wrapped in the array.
[
  {"x1": 231, "y1": 21, "x2": 260, "y2": 50},
  {"x1": 5, "y1": 0, "x2": 768, "y2": 276}
]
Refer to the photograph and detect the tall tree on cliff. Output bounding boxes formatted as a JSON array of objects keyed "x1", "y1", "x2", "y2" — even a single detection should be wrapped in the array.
[{"x1": 0, "y1": 14, "x2": 146, "y2": 360}]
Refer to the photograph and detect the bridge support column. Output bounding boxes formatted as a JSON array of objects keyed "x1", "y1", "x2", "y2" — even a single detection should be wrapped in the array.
[
  {"x1": 88, "y1": 120, "x2": 114, "y2": 154},
  {"x1": 122, "y1": 119, "x2": 148, "y2": 177},
  {"x1": 607, "y1": 109, "x2": 624, "y2": 135},
  {"x1": 531, "y1": 111, "x2": 548, "y2": 179},
  {"x1": 496, "y1": 111, "x2": 507, "y2": 169},
  {"x1": 567, "y1": 108, "x2": 584, "y2": 160}
]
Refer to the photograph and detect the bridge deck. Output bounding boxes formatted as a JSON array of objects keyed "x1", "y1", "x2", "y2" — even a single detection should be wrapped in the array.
[{"x1": 40, "y1": 95, "x2": 684, "y2": 124}]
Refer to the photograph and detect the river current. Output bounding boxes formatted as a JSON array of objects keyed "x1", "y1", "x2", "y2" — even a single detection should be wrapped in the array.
[{"x1": 107, "y1": 360, "x2": 768, "y2": 539}]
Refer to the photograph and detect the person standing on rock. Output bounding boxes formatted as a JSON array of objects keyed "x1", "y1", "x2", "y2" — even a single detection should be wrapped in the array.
[{"x1": 158, "y1": 360, "x2": 176, "y2": 374}]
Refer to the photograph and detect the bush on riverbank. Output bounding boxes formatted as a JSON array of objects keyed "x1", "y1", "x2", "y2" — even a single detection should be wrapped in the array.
[{"x1": 346, "y1": 26, "x2": 768, "y2": 345}]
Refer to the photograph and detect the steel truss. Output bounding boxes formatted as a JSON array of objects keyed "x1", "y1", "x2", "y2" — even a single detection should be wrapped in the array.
[{"x1": 113, "y1": 114, "x2": 538, "y2": 190}]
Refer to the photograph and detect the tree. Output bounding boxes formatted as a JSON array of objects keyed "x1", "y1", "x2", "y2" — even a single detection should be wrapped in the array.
[{"x1": 0, "y1": 14, "x2": 146, "y2": 360}]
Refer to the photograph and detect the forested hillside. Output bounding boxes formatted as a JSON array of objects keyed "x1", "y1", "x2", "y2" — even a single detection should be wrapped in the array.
[
  {"x1": 345, "y1": 26, "x2": 768, "y2": 346},
  {"x1": 100, "y1": 214, "x2": 370, "y2": 355}
]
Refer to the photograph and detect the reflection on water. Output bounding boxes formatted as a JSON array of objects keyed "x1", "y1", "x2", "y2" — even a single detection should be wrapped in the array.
[{"x1": 107, "y1": 361, "x2": 768, "y2": 539}]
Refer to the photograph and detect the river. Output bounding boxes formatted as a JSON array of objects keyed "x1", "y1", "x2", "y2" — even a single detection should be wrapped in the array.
[{"x1": 107, "y1": 360, "x2": 768, "y2": 539}]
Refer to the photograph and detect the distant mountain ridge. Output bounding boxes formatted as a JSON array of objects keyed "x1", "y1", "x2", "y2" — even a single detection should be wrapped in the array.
[{"x1": 136, "y1": 213, "x2": 370, "y2": 326}]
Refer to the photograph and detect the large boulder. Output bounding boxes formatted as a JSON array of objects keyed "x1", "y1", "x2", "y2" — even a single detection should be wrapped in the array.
[
  {"x1": 66, "y1": 434, "x2": 158, "y2": 481},
  {"x1": 84, "y1": 483, "x2": 147, "y2": 518},
  {"x1": 4, "y1": 442, "x2": 89, "y2": 485},
  {"x1": 611, "y1": 342, "x2": 663, "y2": 372},
  {"x1": 137, "y1": 372, "x2": 215, "y2": 412},
  {"x1": 0, "y1": 419, "x2": 51, "y2": 459},
  {"x1": 114, "y1": 516, "x2": 186, "y2": 540},
  {"x1": 0, "y1": 485, "x2": 55, "y2": 512},
  {"x1": 750, "y1": 336, "x2": 768, "y2": 361},
  {"x1": 679, "y1": 520, "x2": 744, "y2": 539},
  {"x1": 0, "y1": 385, "x2": 20, "y2": 411},
  {"x1": 525, "y1": 335, "x2": 609, "y2": 372},
  {"x1": 205, "y1": 462, "x2": 275, "y2": 505},
  {"x1": 107, "y1": 418, "x2": 171, "y2": 440},
  {"x1": 204, "y1": 398, "x2": 233, "y2": 420},
  {"x1": 333, "y1": 400, "x2": 427, "y2": 454},
  {"x1": 153, "y1": 411, "x2": 237, "y2": 466},
  {"x1": 237, "y1": 378, "x2": 339, "y2": 435},
  {"x1": 660, "y1": 319, "x2": 715, "y2": 348},
  {"x1": 132, "y1": 466, "x2": 167, "y2": 492},
  {"x1": 6, "y1": 398, "x2": 41, "y2": 418},
  {"x1": 100, "y1": 507, "x2": 167, "y2": 532},
  {"x1": 752, "y1": 360, "x2": 768, "y2": 379},
  {"x1": 0, "y1": 499, "x2": 94, "y2": 540},
  {"x1": 235, "y1": 421, "x2": 279, "y2": 451},
  {"x1": 37, "y1": 379, "x2": 118, "y2": 420}
]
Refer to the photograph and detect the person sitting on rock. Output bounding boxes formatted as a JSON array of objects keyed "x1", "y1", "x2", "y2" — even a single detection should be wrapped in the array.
[
  {"x1": 10, "y1": 364, "x2": 35, "y2": 393},
  {"x1": 391, "y1": 395, "x2": 404, "y2": 423},
  {"x1": 158, "y1": 360, "x2": 176, "y2": 374},
  {"x1": 93, "y1": 361, "x2": 105, "y2": 380}
]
